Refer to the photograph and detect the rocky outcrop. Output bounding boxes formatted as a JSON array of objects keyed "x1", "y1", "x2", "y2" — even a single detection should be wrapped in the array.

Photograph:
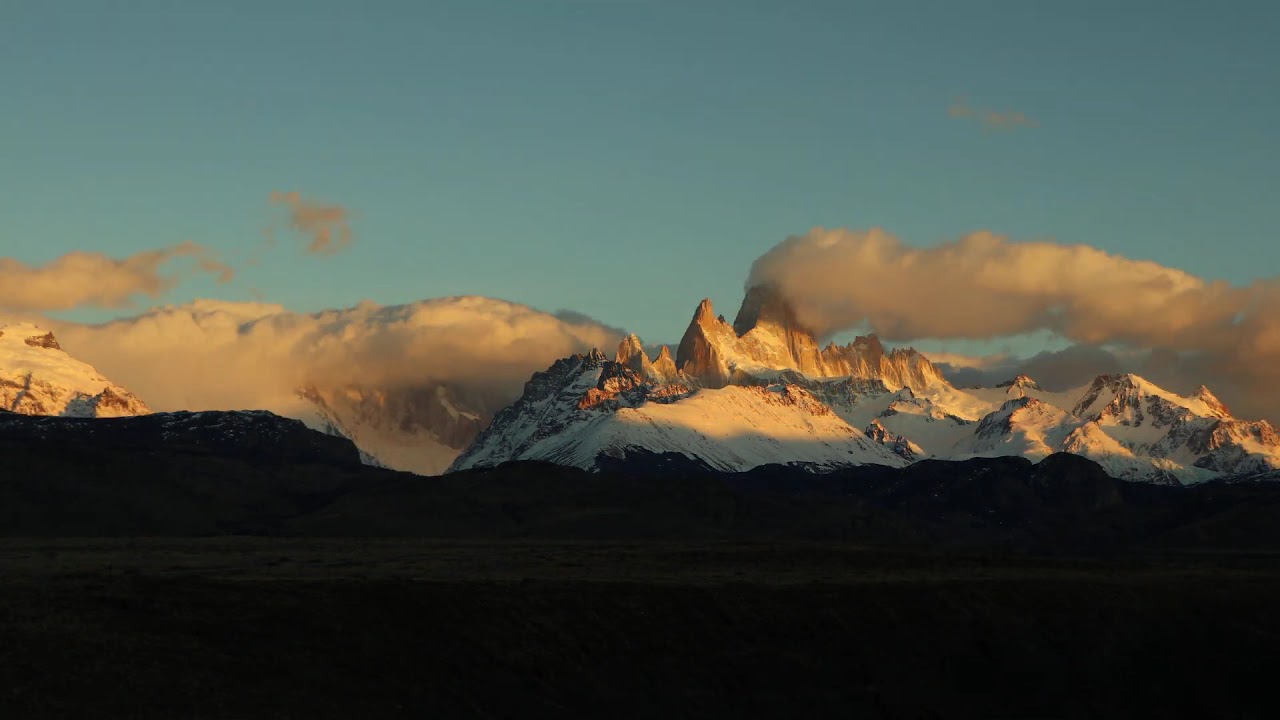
[{"x1": 23, "y1": 332, "x2": 61, "y2": 350}]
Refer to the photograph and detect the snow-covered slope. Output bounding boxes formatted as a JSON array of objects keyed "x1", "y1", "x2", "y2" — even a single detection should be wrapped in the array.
[
  {"x1": 0, "y1": 322, "x2": 150, "y2": 418},
  {"x1": 454, "y1": 291, "x2": 1280, "y2": 483},
  {"x1": 451, "y1": 349, "x2": 906, "y2": 472}
]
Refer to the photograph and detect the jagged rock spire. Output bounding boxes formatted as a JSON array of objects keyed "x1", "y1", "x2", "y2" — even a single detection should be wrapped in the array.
[
  {"x1": 652, "y1": 345, "x2": 678, "y2": 380},
  {"x1": 615, "y1": 333, "x2": 654, "y2": 378},
  {"x1": 672, "y1": 292, "x2": 947, "y2": 391},
  {"x1": 676, "y1": 298, "x2": 732, "y2": 388}
]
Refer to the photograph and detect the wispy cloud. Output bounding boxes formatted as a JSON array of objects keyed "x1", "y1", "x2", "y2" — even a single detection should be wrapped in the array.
[
  {"x1": 268, "y1": 191, "x2": 354, "y2": 255},
  {"x1": 0, "y1": 242, "x2": 233, "y2": 313},
  {"x1": 948, "y1": 97, "x2": 1038, "y2": 131}
]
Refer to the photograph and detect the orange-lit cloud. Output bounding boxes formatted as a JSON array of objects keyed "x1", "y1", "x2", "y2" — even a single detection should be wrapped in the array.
[
  {"x1": 747, "y1": 227, "x2": 1280, "y2": 421},
  {"x1": 0, "y1": 242, "x2": 233, "y2": 312},
  {"x1": 49, "y1": 297, "x2": 623, "y2": 413},
  {"x1": 268, "y1": 191, "x2": 354, "y2": 255},
  {"x1": 949, "y1": 97, "x2": 1037, "y2": 130}
]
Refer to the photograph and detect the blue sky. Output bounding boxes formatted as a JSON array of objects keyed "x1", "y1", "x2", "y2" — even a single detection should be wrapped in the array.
[{"x1": 2, "y1": 0, "x2": 1277, "y2": 350}]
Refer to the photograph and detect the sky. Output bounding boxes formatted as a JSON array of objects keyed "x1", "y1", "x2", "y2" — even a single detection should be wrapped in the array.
[{"x1": 2, "y1": 0, "x2": 1278, "y2": 351}]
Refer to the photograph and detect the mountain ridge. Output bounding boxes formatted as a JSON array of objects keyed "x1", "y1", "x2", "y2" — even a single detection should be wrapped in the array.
[{"x1": 455, "y1": 290, "x2": 1280, "y2": 483}]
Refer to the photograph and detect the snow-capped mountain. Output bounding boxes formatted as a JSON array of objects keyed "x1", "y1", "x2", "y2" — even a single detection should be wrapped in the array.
[
  {"x1": 0, "y1": 319, "x2": 475, "y2": 474},
  {"x1": 453, "y1": 290, "x2": 1280, "y2": 483},
  {"x1": 0, "y1": 322, "x2": 150, "y2": 417},
  {"x1": 452, "y1": 349, "x2": 907, "y2": 472}
]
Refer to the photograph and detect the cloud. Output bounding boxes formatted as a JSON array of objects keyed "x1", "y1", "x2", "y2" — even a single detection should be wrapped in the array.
[
  {"x1": 948, "y1": 97, "x2": 1037, "y2": 130},
  {"x1": 268, "y1": 191, "x2": 354, "y2": 255},
  {"x1": 746, "y1": 227, "x2": 1280, "y2": 421},
  {"x1": 48, "y1": 296, "x2": 623, "y2": 414},
  {"x1": 553, "y1": 309, "x2": 628, "y2": 339},
  {"x1": 0, "y1": 242, "x2": 233, "y2": 312},
  {"x1": 932, "y1": 345, "x2": 1128, "y2": 391}
]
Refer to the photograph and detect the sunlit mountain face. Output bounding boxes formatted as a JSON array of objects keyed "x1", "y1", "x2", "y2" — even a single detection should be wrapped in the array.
[{"x1": 454, "y1": 290, "x2": 1280, "y2": 485}]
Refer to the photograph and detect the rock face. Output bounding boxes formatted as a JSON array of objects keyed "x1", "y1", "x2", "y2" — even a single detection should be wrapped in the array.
[
  {"x1": 652, "y1": 345, "x2": 678, "y2": 379},
  {"x1": 820, "y1": 336, "x2": 945, "y2": 391},
  {"x1": 0, "y1": 322, "x2": 151, "y2": 418},
  {"x1": 732, "y1": 284, "x2": 827, "y2": 376},
  {"x1": 615, "y1": 334, "x2": 653, "y2": 378},
  {"x1": 676, "y1": 299, "x2": 734, "y2": 388},
  {"x1": 675, "y1": 288, "x2": 946, "y2": 391}
]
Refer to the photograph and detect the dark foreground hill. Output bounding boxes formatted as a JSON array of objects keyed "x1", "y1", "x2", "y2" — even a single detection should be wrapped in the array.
[
  {"x1": 5, "y1": 412, "x2": 1280, "y2": 717},
  {"x1": 4, "y1": 410, "x2": 1280, "y2": 552}
]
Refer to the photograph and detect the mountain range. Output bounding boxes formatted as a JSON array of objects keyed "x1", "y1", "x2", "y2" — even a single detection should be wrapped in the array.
[
  {"x1": 5, "y1": 285, "x2": 1280, "y2": 486},
  {"x1": 454, "y1": 288, "x2": 1280, "y2": 484}
]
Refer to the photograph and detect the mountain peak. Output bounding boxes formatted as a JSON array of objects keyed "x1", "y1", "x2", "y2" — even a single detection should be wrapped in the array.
[
  {"x1": 1193, "y1": 384, "x2": 1230, "y2": 417},
  {"x1": 615, "y1": 333, "x2": 646, "y2": 363},
  {"x1": 732, "y1": 285, "x2": 826, "y2": 375},
  {"x1": 692, "y1": 298, "x2": 716, "y2": 325},
  {"x1": 0, "y1": 322, "x2": 62, "y2": 351},
  {"x1": 676, "y1": 298, "x2": 733, "y2": 388},
  {"x1": 1, "y1": 321, "x2": 150, "y2": 418},
  {"x1": 996, "y1": 374, "x2": 1041, "y2": 393},
  {"x1": 851, "y1": 334, "x2": 885, "y2": 353},
  {"x1": 616, "y1": 333, "x2": 675, "y2": 382},
  {"x1": 732, "y1": 284, "x2": 812, "y2": 337},
  {"x1": 673, "y1": 291, "x2": 948, "y2": 391}
]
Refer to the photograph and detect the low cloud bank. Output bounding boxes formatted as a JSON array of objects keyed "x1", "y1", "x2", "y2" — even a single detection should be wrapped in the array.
[
  {"x1": 748, "y1": 228, "x2": 1280, "y2": 421},
  {"x1": 50, "y1": 297, "x2": 622, "y2": 413}
]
